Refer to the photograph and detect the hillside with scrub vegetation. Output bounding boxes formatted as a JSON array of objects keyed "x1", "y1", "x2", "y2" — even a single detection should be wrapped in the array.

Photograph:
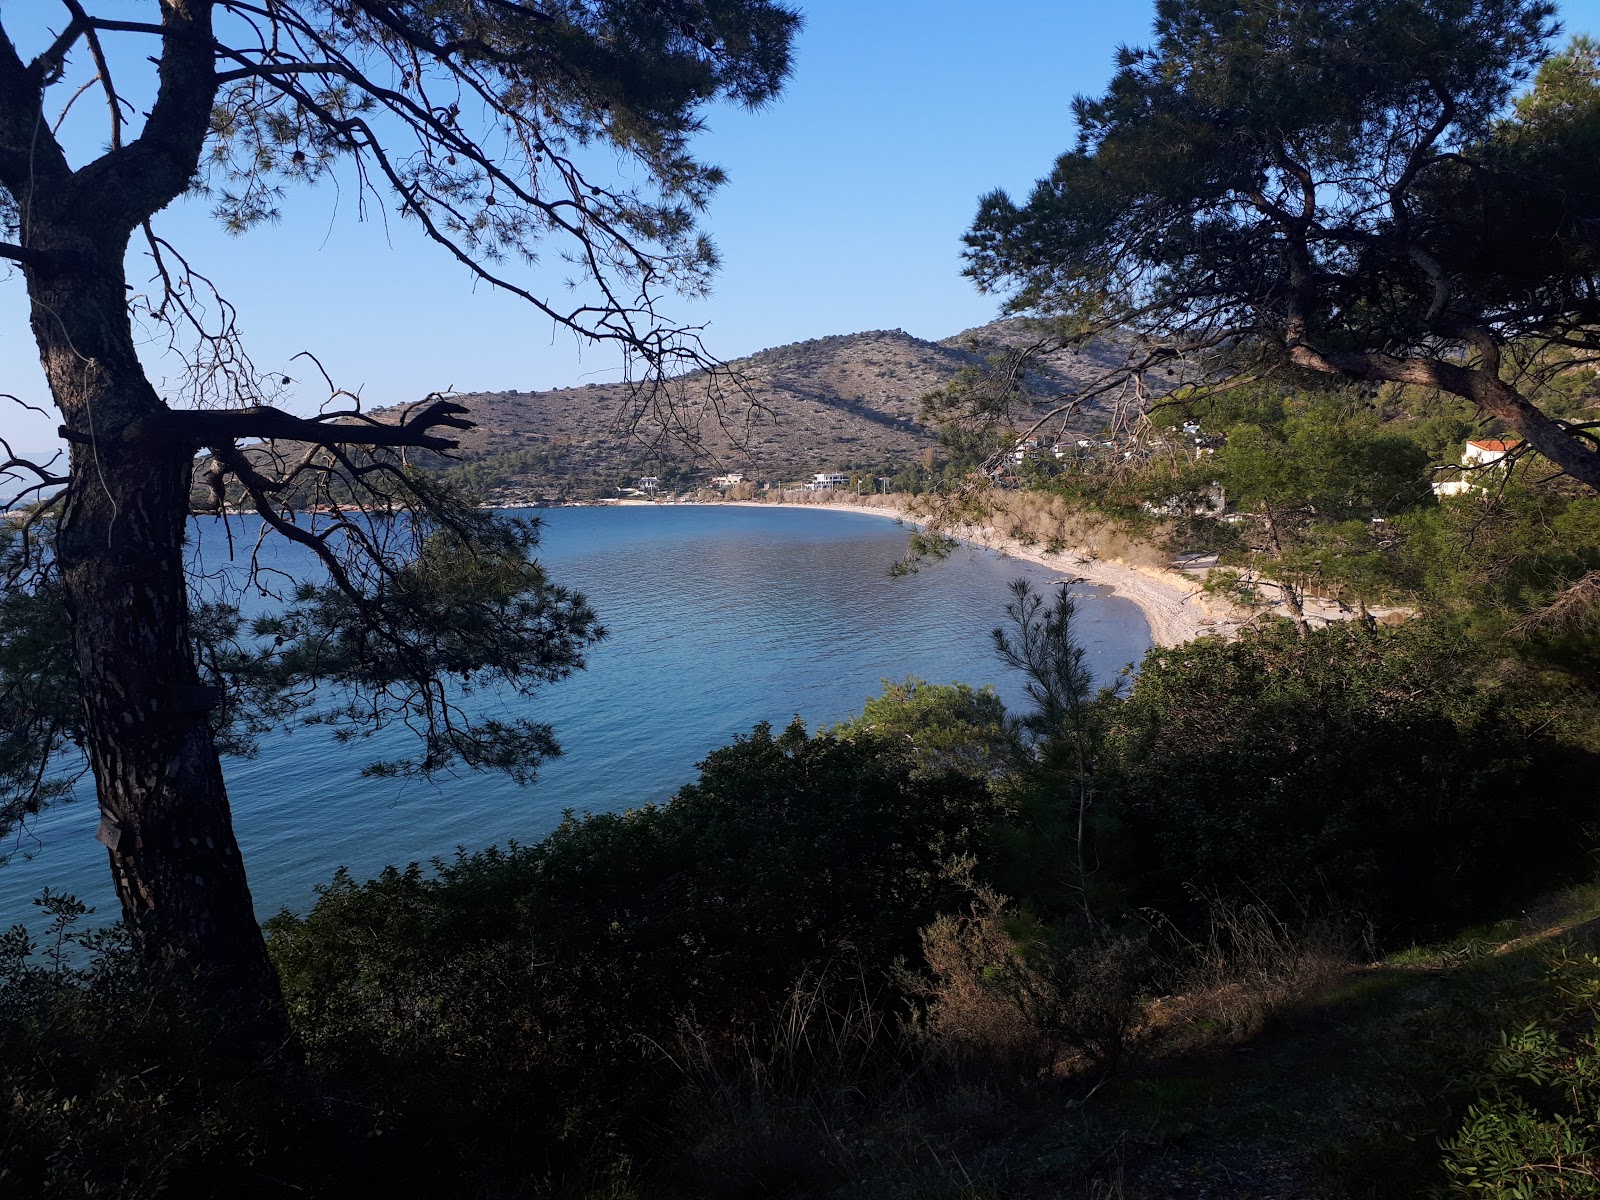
[
  {"x1": 924, "y1": 361, "x2": 1600, "y2": 646},
  {"x1": 8, "y1": 579, "x2": 1600, "y2": 1196},
  {"x1": 17, "y1": 338, "x2": 1600, "y2": 1194},
  {"x1": 20, "y1": 168, "x2": 1600, "y2": 1200},
  {"x1": 21, "y1": 194, "x2": 1600, "y2": 1200},
  {"x1": 395, "y1": 322, "x2": 1126, "y2": 503},
  {"x1": 93, "y1": 236, "x2": 1600, "y2": 1200}
]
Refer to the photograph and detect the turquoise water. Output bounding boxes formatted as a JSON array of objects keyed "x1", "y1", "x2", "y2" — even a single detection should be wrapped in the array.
[{"x1": 0, "y1": 504, "x2": 1150, "y2": 924}]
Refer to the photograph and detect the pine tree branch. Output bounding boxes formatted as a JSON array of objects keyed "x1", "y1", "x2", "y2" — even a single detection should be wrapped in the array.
[
  {"x1": 26, "y1": 12, "x2": 88, "y2": 87},
  {"x1": 60, "y1": 398, "x2": 476, "y2": 452},
  {"x1": 0, "y1": 241, "x2": 45, "y2": 267},
  {"x1": 69, "y1": 3, "x2": 216, "y2": 234},
  {"x1": 0, "y1": 18, "x2": 72, "y2": 193}
]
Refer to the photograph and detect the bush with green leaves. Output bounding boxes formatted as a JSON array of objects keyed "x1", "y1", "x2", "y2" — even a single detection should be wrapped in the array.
[
  {"x1": 263, "y1": 719, "x2": 998, "y2": 1175},
  {"x1": 1101, "y1": 620, "x2": 1598, "y2": 939},
  {"x1": 834, "y1": 676, "x2": 1024, "y2": 780},
  {"x1": 1439, "y1": 947, "x2": 1600, "y2": 1197},
  {"x1": 0, "y1": 892, "x2": 330, "y2": 1199}
]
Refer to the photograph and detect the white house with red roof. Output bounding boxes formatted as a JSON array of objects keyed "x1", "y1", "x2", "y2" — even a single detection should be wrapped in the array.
[
  {"x1": 1461, "y1": 438, "x2": 1521, "y2": 467},
  {"x1": 1434, "y1": 438, "x2": 1522, "y2": 496}
]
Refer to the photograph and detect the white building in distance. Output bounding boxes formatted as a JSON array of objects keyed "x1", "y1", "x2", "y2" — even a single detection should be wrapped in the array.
[{"x1": 1433, "y1": 439, "x2": 1521, "y2": 497}]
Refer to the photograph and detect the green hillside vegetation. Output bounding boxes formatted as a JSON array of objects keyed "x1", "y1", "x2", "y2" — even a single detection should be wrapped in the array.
[{"x1": 7, "y1": 584, "x2": 1600, "y2": 1195}]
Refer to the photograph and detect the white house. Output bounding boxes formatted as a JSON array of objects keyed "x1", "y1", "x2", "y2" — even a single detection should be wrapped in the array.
[
  {"x1": 808, "y1": 471, "x2": 851, "y2": 491},
  {"x1": 1007, "y1": 435, "x2": 1042, "y2": 466},
  {"x1": 1432, "y1": 438, "x2": 1521, "y2": 496},
  {"x1": 710, "y1": 472, "x2": 746, "y2": 489},
  {"x1": 1462, "y1": 438, "x2": 1520, "y2": 467},
  {"x1": 638, "y1": 476, "x2": 660, "y2": 496}
]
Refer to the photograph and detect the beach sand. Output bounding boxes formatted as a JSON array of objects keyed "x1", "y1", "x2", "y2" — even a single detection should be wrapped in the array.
[
  {"x1": 602, "y1": 494, "x2": 1410, "y2": 646},
  {"x1": 707, "y1": 497, "x2": 1245, "y2": 648}
]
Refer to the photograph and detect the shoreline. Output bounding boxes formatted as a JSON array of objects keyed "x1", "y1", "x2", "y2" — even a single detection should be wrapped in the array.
[{"x1": 629, "y1": 495, "x2": 1243, "y2": 648}]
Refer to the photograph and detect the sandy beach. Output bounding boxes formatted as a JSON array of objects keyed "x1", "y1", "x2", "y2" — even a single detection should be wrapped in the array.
[{"x1": 698, "y1": 496, "x2": 1245, "y2": 648}]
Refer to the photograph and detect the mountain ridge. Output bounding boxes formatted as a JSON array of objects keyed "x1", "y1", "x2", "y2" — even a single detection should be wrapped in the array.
[{"x1": 413, "y1": 320, "x2": 1125, "y2": 500}]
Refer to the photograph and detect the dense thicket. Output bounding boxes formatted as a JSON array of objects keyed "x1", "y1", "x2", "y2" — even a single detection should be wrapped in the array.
[
  {"x1": 1105, "y1": 622, "x2": 1597, "y2": 938},
  {"x1": 8, "y1": 594, "x2": 1597, "y2": 1194}
]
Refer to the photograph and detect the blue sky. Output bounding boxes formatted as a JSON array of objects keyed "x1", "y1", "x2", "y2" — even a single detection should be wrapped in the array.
[{"x1": 7, "y1": 1, "x2": 1600, "y2": 453}]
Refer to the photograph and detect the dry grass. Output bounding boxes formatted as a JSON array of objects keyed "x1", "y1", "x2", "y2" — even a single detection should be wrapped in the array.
[
  {"x1": 1145, "y1": 900, "x2": 1359, "y2": 1048},
  {"x1": 907, "y1": 886, "x2": 1149, "y2": 1083},
  {"x1": 907, "y1": 889, "x2": 1058, "y2": 1079},
  {"x1": 649, "y1": 895, "x2": 1365, "y2": 1198},
  {"x1": 946, "y1": 490, "x2": 1173, "y2": 572},
  {"x1": 660, "y1": 964, "x2": 1044, "y2": 1199}
]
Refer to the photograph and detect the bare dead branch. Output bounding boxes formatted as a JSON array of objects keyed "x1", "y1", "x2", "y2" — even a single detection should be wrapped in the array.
[
  {"x1": 60, "y1": 397, "x2": 475, "y2": 453},
  {"x1": 1512, "y1": 570, "x2": 1600, "y2": 637}
]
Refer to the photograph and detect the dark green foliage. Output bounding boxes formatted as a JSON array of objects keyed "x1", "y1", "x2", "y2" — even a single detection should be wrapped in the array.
[
  {"x1": 0, "y1": 719, "x2": 997, "y2": 1196},
  {"x1": 0, "y1": 532, "x2": 77, "y2": 849},
  {"x1": 1397, "y1": 481, "x2": 1600, "y2": 664},
  {"x1": 1326, "y1": 932, "x2": 1600, "y2": 1197},
  {"x1": 960, "y1": 0, "x2": 1600, "y2": 492},
  {"x1": 991, "y1": 580, "x2": 1102, "y2": 742},
  {"x1": 0, "y1": 894, "x2": 318, "y2": 1199},
  {"x1": 9, "y1": 570, "x2": 1600, "y2": 1192},
  {"x1": 834, "y1": 676, "x2": 1024, "y2": 780},
  {"x1": 964, "y1": 0, "x2": 1558, "y2": 331},
  {"x1": 1214, "y1": 394, "x2": 1432, "y2": 522},
  {"x1": 255, "y1": 510, "x2": 604, "y2": 781},
  {"x1": 1202, "y1": 383, "x2": 1435, "y2": 610},
  {"x1": 1438, "y1": 947, "x2": 1600, "y2": 1195},
  {"x1": 981, "y1": 581, "x2": 1134, "y2": 922},
  {"x1": 1, "y1": 501, "x2": 605, "y2": 842},
  {"x1": 260, "y1": 720, "x2": 996, "y2": 1185},
  {"x1": 1103, "y1": 621, "x2": 1598, "y2": 938},
  {"x1": 204, "y1": 0, "x2": 801, "y2": 268},
  {"x1": 272, "y1": 718, "x2": 996, "y2": 1040}
]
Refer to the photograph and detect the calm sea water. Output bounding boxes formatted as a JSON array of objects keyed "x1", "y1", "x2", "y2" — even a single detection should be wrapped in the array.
[{"x1": 0, "y1": 505, "x2": 1150, "y2": 924}]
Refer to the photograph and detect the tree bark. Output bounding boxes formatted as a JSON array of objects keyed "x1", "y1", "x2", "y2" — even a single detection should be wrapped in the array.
[
  {"x1": 1260, "y1": 502, "x2": 1309, "y2": 638},
  {"x1": 26, "y1": 224, "x2": 282, "y2": 1017},
  {"x1": 1, "y1": 3, "x2": 281, "y2": 1022}
]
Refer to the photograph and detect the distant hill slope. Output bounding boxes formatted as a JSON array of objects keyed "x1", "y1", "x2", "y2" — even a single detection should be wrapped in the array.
[{"x1": 414, "y1": 320, "x2": 1127, "y2": 501}]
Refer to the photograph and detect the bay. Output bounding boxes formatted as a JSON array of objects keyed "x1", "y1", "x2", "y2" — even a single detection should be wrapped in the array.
[{"x1": 0, "y1": 504, "x2": 1150, "y2": 925}]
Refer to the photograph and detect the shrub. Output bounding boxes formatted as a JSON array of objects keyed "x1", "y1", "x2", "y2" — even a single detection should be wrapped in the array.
[
  {"x1": 263, "y1": 719, "x2": 999, "y2": 1182},
  {"x1": 911, "y1": 888, "x2": 1056, "y2": 1078},
  {"x1": 0, "y1": 893, "x2": 318, "y2": 1199},
  {"x1": 835, "y1": 677, "x2": 1024, "y2": 780},
  {"x1": 909, "y1": 885, "x2": 1147, "y2": 1080},
  {"x1": 1102, "y1": 620, "x2": 1599, "y2": 940},
  {"x1": 1438, "y1": 947, "x2": 1600, "y2": 1197}
]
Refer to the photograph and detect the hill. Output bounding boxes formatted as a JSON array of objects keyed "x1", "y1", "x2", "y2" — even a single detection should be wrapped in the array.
[{"x1": 410, "y1": 321, "x2": 1126, "y2": 502}]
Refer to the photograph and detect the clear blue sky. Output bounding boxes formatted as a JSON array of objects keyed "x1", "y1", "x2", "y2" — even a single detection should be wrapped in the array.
[{"x1": 8, "y1": 1, "x2": 1600, "y2": 453}]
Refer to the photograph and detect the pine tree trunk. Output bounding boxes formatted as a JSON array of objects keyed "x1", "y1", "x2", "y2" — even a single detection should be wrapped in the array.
[
  {"x1": 1260, "y1": 502, "x2": 1310, "y2": 638},
  {"x1": 28, "y1": 238, "x2": 282, "y2": 1017}
]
